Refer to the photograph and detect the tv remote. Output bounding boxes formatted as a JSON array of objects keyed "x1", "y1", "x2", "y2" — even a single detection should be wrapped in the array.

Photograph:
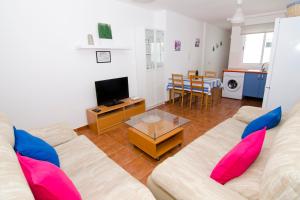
[{"x1": 93, "y1": 108, "x2": 101, "y2": 113}]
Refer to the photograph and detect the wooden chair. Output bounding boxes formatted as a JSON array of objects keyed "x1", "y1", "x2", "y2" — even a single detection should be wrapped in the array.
[
  {"x1": 204, "y1": 70, "x2": 220, "y2": 104},
  {"x1": 171, "y1": 74, "x2": 187, "y2": 107},
  {"x1": 189, "y1": 75, "x2": 210, "y2": 109},
  {"x1": 204, "y1": 71, "x2": 217, "y2": 78},
  {"x1": 188, "y1": 70, "x2": 197, "y2": 78}
]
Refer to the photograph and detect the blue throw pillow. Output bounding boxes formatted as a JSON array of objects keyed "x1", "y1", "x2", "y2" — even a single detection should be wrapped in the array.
[
  {"x1": 14, "y1": 127, "x2": 60, "y2": 167},
  {"x1": 241, "y1": 107, "x2": 282, "y2": 139}
]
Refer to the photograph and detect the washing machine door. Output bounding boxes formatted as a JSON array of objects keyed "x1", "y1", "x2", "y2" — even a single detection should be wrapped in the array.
[{"x1": 225, "y1": 78, "x2": 241, "y2": 92}]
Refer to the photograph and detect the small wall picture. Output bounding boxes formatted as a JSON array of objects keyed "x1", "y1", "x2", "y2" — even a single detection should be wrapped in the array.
[
  {"x1": 195, "y1": 38, "x2": 200, "y2": 47},
  {"x1": 175, "y1": 40, "x2": 181, "y2": 51},
  {"x1": 220, "y1": 41, "x2": 223, "y2": 46},
  {"x1": 96, "y1": 51, "x2": 111, "y2": 63},
  {"x1": 98, "y1": 23, "x2": 112, "y2": 39}
]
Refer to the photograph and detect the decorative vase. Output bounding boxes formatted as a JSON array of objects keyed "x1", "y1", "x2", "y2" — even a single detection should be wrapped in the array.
[{"x1": 87, "y1": 34, "x2": 94, "y2": 45}]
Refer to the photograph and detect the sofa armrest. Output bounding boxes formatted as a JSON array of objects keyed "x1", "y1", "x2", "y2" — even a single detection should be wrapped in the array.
[
  {"x1": 148, "y1": 174, "x2": 247, "y2": 200},
  {"x1": 233, "y1": 106, "x2": 269, "y2": 124},
  {"x1": 27, "y1": 123, "x2": 77, "y2": 147}
]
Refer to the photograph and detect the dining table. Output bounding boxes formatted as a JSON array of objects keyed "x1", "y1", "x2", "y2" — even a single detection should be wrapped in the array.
[{"x1": 167, "y1": 77, "x2": 223, "y2": 101}]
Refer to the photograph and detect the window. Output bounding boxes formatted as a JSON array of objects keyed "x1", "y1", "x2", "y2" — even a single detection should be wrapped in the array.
[{"x1": 242, "y1": 32, "x2": 273, "y2": 64}]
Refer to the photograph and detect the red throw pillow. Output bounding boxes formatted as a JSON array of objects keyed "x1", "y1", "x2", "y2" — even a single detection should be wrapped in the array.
[
  {"x1": 17, "y1": 153, "x2": 82, "y2": 200},
  {"x1": 210, "y1": 127, "x2": 266, "y2": 184}
]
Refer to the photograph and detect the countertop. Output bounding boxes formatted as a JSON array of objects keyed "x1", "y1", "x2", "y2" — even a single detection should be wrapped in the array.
[{"x1": 224, "y1": 69, "x2": 268, "y2": 74}]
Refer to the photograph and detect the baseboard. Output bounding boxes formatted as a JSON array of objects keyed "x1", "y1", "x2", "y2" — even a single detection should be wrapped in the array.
[
  {"x1": 146, "y1": 102, "x2": 165, "y2": 110},
  {"x1": 74, "y1": 125, "x2": 89, "y2": 132}
]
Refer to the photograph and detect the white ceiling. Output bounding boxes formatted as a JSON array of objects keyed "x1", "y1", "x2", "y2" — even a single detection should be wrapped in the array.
[{"x1": 118, "y1": 0, "x2": 287, "y2": 28}]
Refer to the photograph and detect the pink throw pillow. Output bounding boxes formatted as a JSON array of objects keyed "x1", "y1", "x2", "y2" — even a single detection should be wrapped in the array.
[
  {"x1": 210, "y1": 127, "x2": 266, "y2": 184},
  {"x1": 17, "y1": 153, "x2": 82, "y2": 200}
]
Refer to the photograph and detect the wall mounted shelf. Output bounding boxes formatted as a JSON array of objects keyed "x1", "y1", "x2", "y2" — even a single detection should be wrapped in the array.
[{"x1": 76, "y1": 44, "x2": 132, "y2": 51}]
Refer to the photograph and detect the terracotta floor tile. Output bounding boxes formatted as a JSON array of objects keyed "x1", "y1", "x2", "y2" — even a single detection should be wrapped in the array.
[
  {"x1": 93, "y1": 134, "x2": 115, "y2": 147},
  {"x1": 140, "y1": 151, "x2": 162, "y2": 165},
  {"x1": 99, "y1": 141, "x2": 125, "y2": 156},
  {"x1": 123, "y1": 156, "x2": 155, "y2": 180},
  {"x1": 140, "y1": 171, "x2": 153, "y2": 185},
  {"x1": 109, "y1": 146, "x2": 141, "y2": 167}
]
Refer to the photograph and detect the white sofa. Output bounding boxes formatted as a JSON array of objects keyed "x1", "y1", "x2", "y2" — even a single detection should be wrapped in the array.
[
  {"x1": 0, "y1": 113, "x2": 155, "y2": 200},
  {"x1": 148, "y1": 104, "x2": 300, "y2": 200}
]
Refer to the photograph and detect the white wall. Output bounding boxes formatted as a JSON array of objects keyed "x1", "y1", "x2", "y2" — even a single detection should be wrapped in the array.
[
  {"x1": 228, "y1": 11, "x2": 285, "y2": 69},
  {"x1": 164, "y1": 11, "x2": 205, "y2": 75},
  {"x1": 0, "y1": 0, "x2": 155, "y2": 129},
  {"x1": 203, "y1": 23, "x2": 231, "y2": 77}
]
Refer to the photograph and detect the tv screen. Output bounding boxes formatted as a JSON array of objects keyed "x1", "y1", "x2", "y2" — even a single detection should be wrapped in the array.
[{"x1": 95, "y1": 77, "x2": 129, "y2": 106}]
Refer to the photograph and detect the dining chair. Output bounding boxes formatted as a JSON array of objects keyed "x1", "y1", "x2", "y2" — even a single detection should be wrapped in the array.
[
  {"x1": 188, "y1": 70, "x2": 197, "y2": 78},
  {"x1": 189, "y1": 75, "x2": 210, "y2": 109},
  {"x1": 171, "y1": 74, "x2": 187, "y2": 107},
  {"x1": 204, "y1": 70, "x2": 221, "y2": 105},
  {"x1": 204, "y1": 70, "x2": 217, "y2": 78}
]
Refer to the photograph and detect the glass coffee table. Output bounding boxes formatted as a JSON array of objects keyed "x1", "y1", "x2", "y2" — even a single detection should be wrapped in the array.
[{"x1": 126, "y1": 109, "x2": 189, "y2": 160}]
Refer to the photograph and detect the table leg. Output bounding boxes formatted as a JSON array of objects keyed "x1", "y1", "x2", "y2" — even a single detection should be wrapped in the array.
[{"x1": 216, "y1": 88, "x2": 221, "y2": 104}]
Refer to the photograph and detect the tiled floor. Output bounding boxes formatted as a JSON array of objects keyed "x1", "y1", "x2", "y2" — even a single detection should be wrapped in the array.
[{"x1": 77, "y1": 97, "x2": 262, "y2": 184}]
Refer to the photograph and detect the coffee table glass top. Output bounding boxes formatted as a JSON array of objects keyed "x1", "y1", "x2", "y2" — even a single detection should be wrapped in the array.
[{"x1": 125, "y1": 109, "x2": 190, "y2": 139}]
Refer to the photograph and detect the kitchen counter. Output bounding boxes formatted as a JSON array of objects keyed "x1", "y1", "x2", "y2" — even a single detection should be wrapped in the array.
[
  {"x1": 224, "y1": 69, "x2": 268, "y2": 74},
  {"x1": 223, "y1": 69, "x2": 268, "y2": 99}
]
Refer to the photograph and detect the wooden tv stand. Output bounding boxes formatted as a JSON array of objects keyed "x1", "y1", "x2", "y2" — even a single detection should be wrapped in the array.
[{"x1": 86, "y1": 98, "x2": 145, "y2": 135}]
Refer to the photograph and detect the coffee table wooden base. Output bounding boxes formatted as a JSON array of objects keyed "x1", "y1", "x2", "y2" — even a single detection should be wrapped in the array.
[{"x1": 128, "y1": 127, "x2": 184, "y2": 160}]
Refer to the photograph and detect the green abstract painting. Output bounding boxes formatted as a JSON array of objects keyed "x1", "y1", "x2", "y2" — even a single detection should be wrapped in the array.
[{"x1": 98, "y1": 23, "x2": 112, "y2": 39}]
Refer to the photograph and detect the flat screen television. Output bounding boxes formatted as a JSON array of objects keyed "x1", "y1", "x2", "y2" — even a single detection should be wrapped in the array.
[{"x1": 95, "y1": 77, "x2": 129, "y2": 106}]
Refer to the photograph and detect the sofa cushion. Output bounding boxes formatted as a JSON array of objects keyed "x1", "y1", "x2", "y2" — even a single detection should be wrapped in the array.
[
  {"x1": 27, "y1": 123, "x2": 77, "y2": 147},
  {"x1": 242, "y1": 107, "x2": 281, "y2": 139},
  {"x1": 260, "y1": 105, "x2": 300, "y2": 199},
  {"x1": 17, "y1": 154, "x2": 81, "y2": 200},
  {"x1": 0, "y1": 137, "x2": 34, "y2": 200},
  {"x1": 233, "y1": 106, "x2": 270, "y2": 124},
  {"x1": 0, "y1": 112, "x2": 14, "y2": 146},
  {"x1": 211, "y1": 128, "x2": 266, "y2": 185},
  {"x1": 14, "y1": 128, "x2": 60, "y2": 167},
  {"x1": 55, "y1": 136, "x2": 155, "y2": 200}
]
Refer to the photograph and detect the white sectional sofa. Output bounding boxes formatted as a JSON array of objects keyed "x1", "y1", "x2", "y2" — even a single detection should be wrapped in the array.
[
  {"x1": 148, "y1": 104, "x2": 300, "y2": 200},
  {"x1": 0, "y1": 113, "x2": 155, "y2": 200}
]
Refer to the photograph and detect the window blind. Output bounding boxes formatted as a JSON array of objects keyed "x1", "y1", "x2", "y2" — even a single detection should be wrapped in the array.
[{"x1": 241, "y1": 23, "x2": 275, "y2": 35}]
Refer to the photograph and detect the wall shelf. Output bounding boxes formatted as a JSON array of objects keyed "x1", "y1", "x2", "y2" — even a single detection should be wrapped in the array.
[{"x1": 76, "y1": 44, "x2": 132, "y2": 51}]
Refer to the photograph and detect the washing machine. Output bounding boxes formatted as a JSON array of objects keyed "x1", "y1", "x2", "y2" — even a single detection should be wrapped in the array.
[{"x1": 222, "y1": 72, "x2": 245, "y2": 100}]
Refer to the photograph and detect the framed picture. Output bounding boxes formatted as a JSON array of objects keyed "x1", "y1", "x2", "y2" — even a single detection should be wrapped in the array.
[
  {"x1": 195, "y1": 38, "x2": 200, "y2": 47},
  {"x1": 96, "y1": 51, "x2": 111, "y2": 63},
  {"x1": 98, "y1": 23, "x2": 112, "y2": 39},
  {"x1": 175, "y1": 40, "x2": 181, "y2": 51}
]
